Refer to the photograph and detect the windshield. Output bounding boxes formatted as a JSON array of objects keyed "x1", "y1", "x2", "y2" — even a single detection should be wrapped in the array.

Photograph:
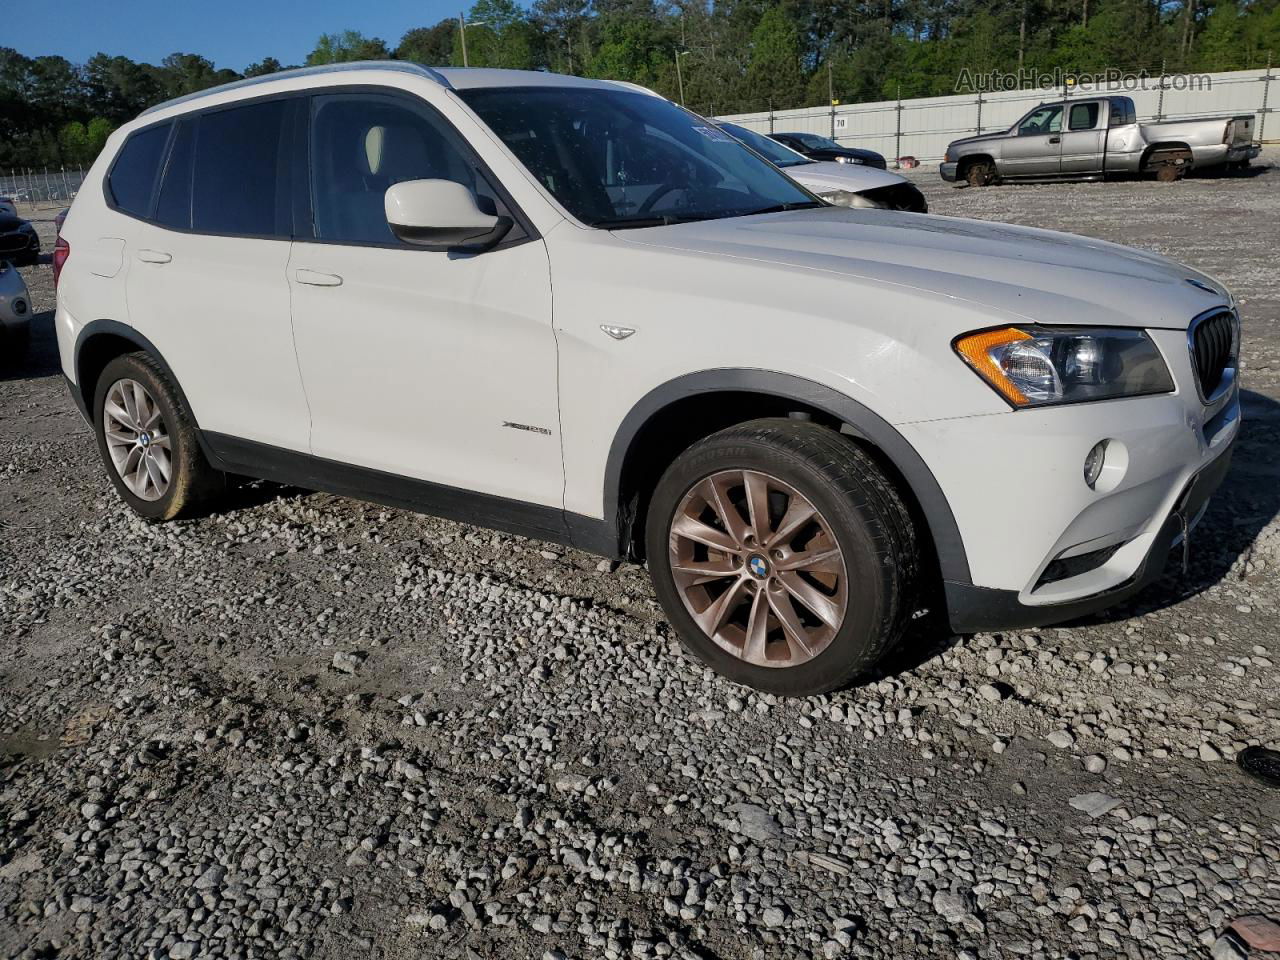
[
  {"x1": 717, "y1": 122, "x2": 811, "y2": 168},
  {"x1": 459, "y1": 86, "x2": 820, "y2": 227},
  {"x1": 789, "y1": 133, "x2": 841, "y2": 150}
]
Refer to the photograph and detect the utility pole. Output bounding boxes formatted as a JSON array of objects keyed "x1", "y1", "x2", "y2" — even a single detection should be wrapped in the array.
[
  {"x1": 459, "y1": 11, "x2": 469, "y2": 68},
  {"x1": 674, "y1": 49, "x2": 688, "y2": 106},
  {"x1": 1018, "y1": 0, "x2": 1027, "y2": 71},
  {"x1": 828, "y1": 59, "x2": 836, "y2": 138}
]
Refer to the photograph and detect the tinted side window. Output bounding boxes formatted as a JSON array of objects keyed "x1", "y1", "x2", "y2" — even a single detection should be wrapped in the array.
[
  {"x1": 155, "y1": 119, "x2": 195, "y2": 229},
  {"x1": 1069, "y1": 103, "x2": 1099, "y2": 131},
  {"x1": 108, "y1": 123, "x2": 171, "y2": 217},
  {"x1": 1018, "y1": 106, "x2": 1062, "y2": 135},
  {"x1": 192, "y1": 99, "x2": 290, "y2": 237},
  {"x1": 309, "y1": 93, "x2": 499, "y2": 245}
]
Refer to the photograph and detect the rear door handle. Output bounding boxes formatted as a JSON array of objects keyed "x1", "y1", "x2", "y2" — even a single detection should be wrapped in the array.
[
  {"x1": 295, "y1": 269, "x2": 343, "y2": 287},
  {"x1": 137, "y1": 249, "x2": 172, "y2": 264}
]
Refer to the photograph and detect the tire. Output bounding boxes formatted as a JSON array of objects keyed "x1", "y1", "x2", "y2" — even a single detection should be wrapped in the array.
[
  {"x1": 964, "y1": 161, "x2": 995, "y2": 187},
  {"x1": 1155, "y1": 163, "x2": 1184, "y2": 183},
  {"x1": 93, "y1": 352, "x2": 224, "y2": 521},
  {"x1": 645, "y1": 419, "x2": 919, "y2": 696}
]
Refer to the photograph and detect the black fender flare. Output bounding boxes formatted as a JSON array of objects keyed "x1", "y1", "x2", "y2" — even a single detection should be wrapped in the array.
[
  {"x1": 601, "y1": 369, "x2": 972, "y2": 585},
  {"x1": 71, "y1": 319, "x2": 207, "y2": 439}
]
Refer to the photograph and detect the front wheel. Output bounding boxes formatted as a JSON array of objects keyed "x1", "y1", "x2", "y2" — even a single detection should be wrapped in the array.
[
  {"x1": 93, "y1": 352, "x2": 224, "y2": 521},
  {"x1": 964, "y1": 161, "x2": 996, "y2": 187},
  {"x1": 645, "y1": 419, "x2": 920, "y2": 696}
]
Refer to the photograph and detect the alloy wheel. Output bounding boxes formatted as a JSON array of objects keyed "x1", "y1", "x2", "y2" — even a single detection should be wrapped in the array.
[
  {"x1": 103, "y1": 378, "x2": 172, "y2": 501},
  {"x1": 667, "y1": 469, "x2": 848, "y2": 668}
]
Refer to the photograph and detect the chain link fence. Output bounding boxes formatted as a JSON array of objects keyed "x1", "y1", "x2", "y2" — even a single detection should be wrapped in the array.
[
  {"x1": 0, "y1": 167, "x2": 87, "y2": 214},
  {"x1": 714, "y1": 62, "x2": 1276, "y2": 164}
]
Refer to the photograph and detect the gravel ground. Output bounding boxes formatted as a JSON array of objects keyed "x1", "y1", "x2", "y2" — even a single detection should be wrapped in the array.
[{"x1": 2, "y1": 157, "x2": 1279, "y2": 960}]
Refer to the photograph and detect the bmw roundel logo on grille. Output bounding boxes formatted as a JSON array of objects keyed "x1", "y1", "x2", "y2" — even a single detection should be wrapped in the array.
[{"x1": 748, "y1": 555, "x2": 770, "y2": 579}]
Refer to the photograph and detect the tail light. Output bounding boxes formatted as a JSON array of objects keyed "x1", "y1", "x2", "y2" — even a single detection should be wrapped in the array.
[
  {"x1": 1223, "y1": 120, "x2": 1234, "y2": 144},
  {"x1": 52, "y1": 237, "x2": 70, "y2": 287}
]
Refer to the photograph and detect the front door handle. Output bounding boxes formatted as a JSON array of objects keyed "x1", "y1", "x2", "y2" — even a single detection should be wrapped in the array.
[
  {"x1": 295, "y1": 269, "x2": 343, "y2": 287},
  {"x1": 137, "y1": 249, "x2": 172, "y2": 264},
  {"x1": 1049, "y1": 135, "x2": 1061, "y2": 144}
]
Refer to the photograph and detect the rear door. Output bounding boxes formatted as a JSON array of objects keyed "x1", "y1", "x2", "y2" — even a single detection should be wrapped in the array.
[
  {"x1": 1059, "y1": 100, "x2": 1106, "y2": 174},
  {"x1": 1001, "y1": 104, "x2": 1063, "y2": 176},
  {"x1": 124, "y1": 98, "x2": 312, "y2": 452}
]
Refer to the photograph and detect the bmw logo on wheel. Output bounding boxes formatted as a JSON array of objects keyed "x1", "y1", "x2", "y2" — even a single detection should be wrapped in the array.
[{"x1": 748, "y1": 554, "x2": 770, "y2": 579}]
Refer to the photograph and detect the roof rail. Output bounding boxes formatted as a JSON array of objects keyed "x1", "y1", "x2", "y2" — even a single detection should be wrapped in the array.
[{"x1": 140, "y1": 61, "x2": 451, "y2": 117}]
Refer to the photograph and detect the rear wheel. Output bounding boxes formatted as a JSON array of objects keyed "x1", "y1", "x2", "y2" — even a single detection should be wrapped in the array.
[
  {"x1": 964, "y1": 161, "x2": 995, "y2": 187},
  {"x1": 645, "y1": 419, "x2": 919, "y2": 696},
  {"x1": 93, "y1": 352, "x2": 224, "y2": 521}
]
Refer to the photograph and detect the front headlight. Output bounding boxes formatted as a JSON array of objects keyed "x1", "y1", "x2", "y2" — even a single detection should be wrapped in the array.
[
  {"x1": 819, "y1": 190, "x2": 880, "y2": 209},
  {"x1": 954, "y1": 326, "x2": 1174, "y2": 408},
  {"x1": 836, "y1": 156, "x2": 863, "y2": 165}
]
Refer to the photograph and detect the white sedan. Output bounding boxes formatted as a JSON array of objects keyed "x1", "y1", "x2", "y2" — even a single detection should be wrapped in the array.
[{"x1": 716, "y1": 121, "x2": 927, "y2": 212}]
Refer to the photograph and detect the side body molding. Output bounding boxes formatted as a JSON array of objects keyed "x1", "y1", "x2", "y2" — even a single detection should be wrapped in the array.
[{"x1": 599, "y1": 369, "x2": 973, "y2": 586}]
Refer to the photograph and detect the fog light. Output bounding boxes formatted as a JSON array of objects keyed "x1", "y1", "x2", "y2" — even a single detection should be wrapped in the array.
[
  {"x1": 13, "y1": 298, "x2": 26, "y2": 315},
  {"x1": 1084, "y1": 440, "x2": 1108, "y2": 488}
]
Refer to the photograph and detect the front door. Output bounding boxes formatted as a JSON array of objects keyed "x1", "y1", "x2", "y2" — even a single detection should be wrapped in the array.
[
  {"x1": 1059, "y1": 101, "x2": 1106, "y2": 174},
  {"x1": 288, "y1": 91, "x2": 563, "y2": 510},
  {"x1": 1002, "y1": 104, "x2": 1063, "y2": 177}
]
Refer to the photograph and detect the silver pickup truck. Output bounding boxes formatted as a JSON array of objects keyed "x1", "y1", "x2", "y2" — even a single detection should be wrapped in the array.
[{"x1": 940, "y1": 95, "x2": 1260, "y2": 186}]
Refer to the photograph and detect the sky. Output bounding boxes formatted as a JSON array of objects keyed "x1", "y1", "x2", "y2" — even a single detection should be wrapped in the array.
[{"x1": 5, "y1": 0, "x2": 473, "y2": 73}]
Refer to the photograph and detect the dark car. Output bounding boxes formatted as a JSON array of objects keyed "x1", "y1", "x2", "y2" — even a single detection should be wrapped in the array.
[
  {"x1": 769, "y1": 132, "x2": 887, "y2": 169},
  {"x1": 0, "y1": 214, "x2": 40, "y2": 266}
]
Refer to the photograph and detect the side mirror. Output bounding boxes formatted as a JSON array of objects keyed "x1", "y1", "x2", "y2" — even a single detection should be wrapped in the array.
[{"x1": 384, "y1": 179, "x2": 512, "y2": 252}]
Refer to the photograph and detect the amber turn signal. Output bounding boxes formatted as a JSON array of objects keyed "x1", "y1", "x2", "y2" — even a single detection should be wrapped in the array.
[{"x1": 954, "y1": 327, "x2": 1034, "y2": 406}]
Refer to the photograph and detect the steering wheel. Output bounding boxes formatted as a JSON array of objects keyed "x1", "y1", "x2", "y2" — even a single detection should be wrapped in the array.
[{"x1": 637, "y1": 179, "x2": 691, "y2": 215}]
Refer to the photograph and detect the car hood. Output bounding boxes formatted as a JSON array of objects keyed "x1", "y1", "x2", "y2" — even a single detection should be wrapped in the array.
[
  {"x1": 946, "y1": 132, "x2": 1010, "y2": 151},
  {"x1": 785, "y1": 161, "x2": 906, "y2": 195},
  {"x1": 614, "y1": 206, "x2": 1229, "y2": 329}
]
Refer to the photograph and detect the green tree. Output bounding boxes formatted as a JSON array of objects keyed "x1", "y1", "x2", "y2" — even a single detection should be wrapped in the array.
[
  {"x1": 745, "y1": 7, "x2": 806, "y2": 109},
  {"x1": 244, "y1": 56, "x2": 285, "y2": 77},
  {"x1": 531, "y1": 0, "x2": 591, "y2": 72},
  {"x1": 84, "y1": 54, "x2": 163, "y2": 124},
  {"x1": 396, "y1": 22, "x2": 458, "y2": 65},
  {"x1": 59, "y1": 121, "x2": 91, "y2": 164},
  {"x1": 306, "y1": 31, "x2": 391, "y2": 66}
]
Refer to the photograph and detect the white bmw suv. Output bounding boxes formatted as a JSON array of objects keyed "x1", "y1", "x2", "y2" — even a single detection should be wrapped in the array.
[{"x1": 55, "y1": 65, "x2": 1240, "y2": 695}]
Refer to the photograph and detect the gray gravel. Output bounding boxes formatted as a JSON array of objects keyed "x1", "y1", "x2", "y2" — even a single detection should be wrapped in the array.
[{"x1": 3, "y1": 157, "x2": 1280, "y2": 960}]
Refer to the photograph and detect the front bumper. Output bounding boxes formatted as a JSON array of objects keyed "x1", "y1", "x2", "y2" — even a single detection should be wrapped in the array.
[
  {"x1": 898, "y1": 325, "x2": 1240, "y2": 632},
  {"x1": 939, "y1": 161, "x2": 959, "y2": 182},
  {"x1": 0, "y1": 268, "x2": 32, "y2": 337},
  {"x1": 0, "y1": 230, "x2": 39, "y2": 262},
  {"x1": 945, "y1": 440, "x2": 1233, "y2": 631}
]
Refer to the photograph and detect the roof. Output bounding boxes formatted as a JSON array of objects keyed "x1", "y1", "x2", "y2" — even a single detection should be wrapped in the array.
[{"x1": 140, "y1": 63, "x2": 646, "y2": 118}]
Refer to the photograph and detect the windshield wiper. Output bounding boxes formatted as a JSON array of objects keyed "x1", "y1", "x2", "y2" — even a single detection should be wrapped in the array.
[
  {"x1": 594, "y1": 213, "x2": 714, "y2": 229},
  {"x1": 739, "y1": 200, "x2": 826, "y2": 216}
]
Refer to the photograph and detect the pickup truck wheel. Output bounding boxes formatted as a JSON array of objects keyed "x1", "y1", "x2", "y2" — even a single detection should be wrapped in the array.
[
  {"x1": 964, "y1": 161, "x2": 995, "y2": 187},
  {"x1": 93, "y1": 352, "x2": 225, "y2": 521},
  {"x1": 1155, "y1": 163, "x2": 1185, "y2": 183},
  {"x1": 645, "y1": 419, "x2": 919, "y2": 696}
]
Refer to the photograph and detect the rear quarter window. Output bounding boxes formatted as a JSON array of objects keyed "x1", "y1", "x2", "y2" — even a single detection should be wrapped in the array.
[{"x1": 107, "y1": 123, "x2": 171, "y2": 218}]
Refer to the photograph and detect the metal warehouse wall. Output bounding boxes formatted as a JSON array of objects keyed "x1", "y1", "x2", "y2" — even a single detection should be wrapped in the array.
[{"x1": 718, "y1": 67, "x2": 1275, "y2": 164}]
